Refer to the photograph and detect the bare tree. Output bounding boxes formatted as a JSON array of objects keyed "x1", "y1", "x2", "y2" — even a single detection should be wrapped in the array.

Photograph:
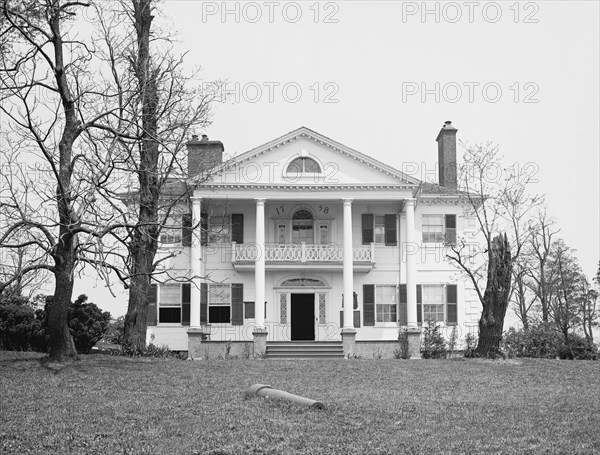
[
  {"x1": 447, "y1": 143, "x2": 542, "y2": 357},
  {"x1": 580, "y1": 277, "x2": 598, "y2": 346},
  {"x1": 547, "y1": 239, "x2": 585, "y2": 343},
  {"x1": 525, "y1": 208, "x2": 559, "y2": 323},
  {"x1": 0, "y1": 0, "x2": 133, "y2": 360},
  {"x1": 84, "y1": 0, "x2": 219, "y2": 350}
]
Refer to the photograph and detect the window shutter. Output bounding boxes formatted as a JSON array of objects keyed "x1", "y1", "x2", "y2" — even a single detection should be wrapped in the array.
[
  {"x1": 353, "y1": 310, "x2": 361, "y2": 328},
  {"x1": 445, "y1": 214, "x2": 456, "y2": 244},
  {"x1": 447, "y1": 284, "x2": 458, "y2": 324},
  {"x1": 398, "y1": 284, "x2": 407, "y2": 326},
  {"x1": 244, "y1": 301, "x2": 255, "y2": 319},
  {"x1": 231, "y1": 214, "x2": 244, "y2": 244},
  {"x1": 200, "y1": 212, "x2": 208, "y2": 246},
  {"x1": 384, "y1": 214, "x2": 397, "y2": 246},
  {"x1": 363, "y1": 284, "x2": 375, "y2": 326},
  {"x1": 416, "y1": 284, "x2": 422, "y2": 324},
  {"x1": 147, "y1": 284, "x2": 157, "y2": 326},
  {"x1": 200, "y1": 283, "x2": 208, "y2": 324},
  {"x1": 182, "y1": 214, "x2": 192, "y2": 247},
  {"x1": 231, "y1": 283, "x2": 243, "y2": 325},
  {"x1": 181, "y1": 283, "x2": 191, "y2": 325},
  {"x1": 362, "y1": 214, "x2": 374, "y2": 244}
]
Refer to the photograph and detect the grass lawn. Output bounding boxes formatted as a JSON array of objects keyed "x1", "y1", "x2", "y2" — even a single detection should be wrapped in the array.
[{"x1": 1, "y1": 352, "x2": 599, "y2": 454}]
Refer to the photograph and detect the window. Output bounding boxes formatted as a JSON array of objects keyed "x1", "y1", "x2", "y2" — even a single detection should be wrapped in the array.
[
  {"x1": 160, "y1": 215, "x2": 182, "y2": 244},
  {"x1": 209, "y1": 284, "x2": 231, "y2": 323},
  {"x1": 286, "y1": 157, "x2": 321, "y2": 174},
  {"x1": 376, "y1": 285, "x2": 397, "y2": 323},
  {"x1": 208, "y1": 216, "x2": 231, "y2": 243},
  {"x1": 422, "y1": 214, "x2": 457, "y2": 244},
  {"x1": 292, "y1": 209, "x2": 314, "y2": 244},
  {"x1": 422, "y1": 215, "x2": 444, "y2": 243},
  {"x1": 422, "y1": 285, "x2": 444, "y2": 323},
  {"x1": 374, "y1": 216, "x2": 386, "y2": 244},
  {"x1": 159, "y1": 284, "x2": 181, "y2": 323},
  {"x1": 319, "y1": 224, "x2": 329, "y2": 243},
  {"x1": 278, "y1": 224, "x2": 287, "y2": 244},
  {"x1": 362, "y1": 214, "x2": 397, "y2": 245}
]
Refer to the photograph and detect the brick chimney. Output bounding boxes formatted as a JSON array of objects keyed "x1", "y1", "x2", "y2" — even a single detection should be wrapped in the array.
[
  {"x1": 187, "y1": 134, "x2": 224, "y2": 177},
  {"x1": 435, "y1": 121, "x2": 458, "y2": 190}
]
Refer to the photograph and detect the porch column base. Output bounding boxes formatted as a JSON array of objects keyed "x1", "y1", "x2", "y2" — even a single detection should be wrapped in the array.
[
  {"x1": 252, "y1": 328, "x2": 268, "y2": 358},
  {"x1": 341, "y1": 328, "x2": 357, "y2": 358},
  {"x1": 406, "y1": 327, "x2": 422, "y2": 359},
  {"x1": 187, "y1": 327, "x2": 210, "y2": 360}
]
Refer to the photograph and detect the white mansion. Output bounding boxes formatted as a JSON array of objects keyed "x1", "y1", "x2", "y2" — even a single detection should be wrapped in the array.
[{"x1": 147, "y1": 122, "x2": 481, "y2": 358}]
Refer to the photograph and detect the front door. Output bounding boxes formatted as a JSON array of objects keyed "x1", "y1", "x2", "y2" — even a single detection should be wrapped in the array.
[{"x1": 291, "y1": 294, "x2": 315, "y2": 341}]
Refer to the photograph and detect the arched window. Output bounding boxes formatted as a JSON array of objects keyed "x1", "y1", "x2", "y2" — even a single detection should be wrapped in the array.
[
  {"x1": 286, "y1": 157, "x2": 321, "y2": 174},
  {"x1": 292, "y1": 209, "x2": 313, "y2": 243}
]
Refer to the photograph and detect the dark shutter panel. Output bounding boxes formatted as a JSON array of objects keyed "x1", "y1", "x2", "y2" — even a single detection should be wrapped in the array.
[
  {"x1": 353, "y1": 310, "x2": 361, "y2": 328},
  {"x1": 398, "y1": 284, "x2": 407, "y2": 326},
  {"x1": 363, "y1": 284, "x2": 375, "y2": 326},
  {"x1": 147, "y1": 284, "x2": 157, "y2": 326},
  {"x1": 416, "y1": 284, "x2": 422, "y2": 324},
  {"x1": 231, "y1": 214, "x2": 244, "y2": 244},
  {"x1": 447, "y1": 284, "x2": 458, "y2": 324},
  {"x1": 200, "y1": 212, "x2": 208, "y2": 246},
  {"x1": 200, "y1": 283, "x2": 208, "y2": 324},
  {"x1": 244, "y1": 301, "x2": 255, "y2": 319},
  {"x1": 182, "y1": 214, "x2": 192, "y2": 247},
  {"x1": 384, "y1": 214, "x2": 397, "y2": 246},
  {"x1": 339, "y1": 311, "x2": 343, "y2": 328},
  {"x1": 445, "y1": 214, "x2": 456, "y2": 245},
  {"x1": 181, "y1": 283, "x2": 191, "y2": 325},
  {"x1": 231, "y1": 283, "x2": 243, "y2": 325},
  {"x1": 362, "y1": 214, "x2": 374, "y2": 244}
]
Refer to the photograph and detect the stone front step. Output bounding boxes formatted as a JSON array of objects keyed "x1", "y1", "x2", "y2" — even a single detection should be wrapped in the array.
[{"x1": 266, "y1": 342, "x2": 344, "y2": 359}]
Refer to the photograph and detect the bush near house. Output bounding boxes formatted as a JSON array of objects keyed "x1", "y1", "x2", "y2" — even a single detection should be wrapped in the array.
[
  {"x1": 67, "y1": 295, "x2": 111, "y2": 354},
  {"x1": 0, "y1": 293, "x2": 110, "y2": 354},
  {"x1": 421, "y1": 319, "x2": 447, "y2": 359},
  {"x1": 103, "y1": 316, "x2": 125, "y2": 346},
  {"x1": 502, "y1": 324, "x2": 598, "y2": 360}
]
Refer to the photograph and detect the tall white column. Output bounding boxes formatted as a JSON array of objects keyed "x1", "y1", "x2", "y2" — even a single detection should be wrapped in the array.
[
  {"x1": 190, "y1": 197, "x2": 202, "y2": 328},
  {"x1": 405, "y1": 198, "x2": 417, "y2": 327},
  {"x1": 254, "y1": 198, "x2": 266, "y2": 328},
  {"x1": 342, "y1": 198, "x2": 354, "y2": 329}
]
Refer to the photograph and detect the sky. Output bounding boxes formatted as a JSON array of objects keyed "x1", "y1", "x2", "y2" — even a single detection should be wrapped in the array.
[{"x1": 66, "y1": 0, "x2": 599, "y2": 317}]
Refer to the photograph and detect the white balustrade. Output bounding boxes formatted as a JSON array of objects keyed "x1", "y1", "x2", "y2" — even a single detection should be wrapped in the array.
[{"x1": 232, "y1": 243, "x2": 373, "y2": 264}]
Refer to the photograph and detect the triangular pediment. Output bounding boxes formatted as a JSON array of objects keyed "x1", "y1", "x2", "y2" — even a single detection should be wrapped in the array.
[{"x1": 195, "y1": 127, "x2": 420, "y2": 188}]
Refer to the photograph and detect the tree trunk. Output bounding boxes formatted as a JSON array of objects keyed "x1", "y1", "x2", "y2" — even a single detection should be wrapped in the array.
[
  {"x1": 122, "y1": 0, "x2": 160, "y2": 351},
  {"x1": 476, "y1": 234, "x2": 513, "y2": 358},
  {"x1": 47, "y1": 234, "x2": 78, "y2": 361},
  {"x1": 123, "y1": 238, "x2": 157, "y2": 350}
]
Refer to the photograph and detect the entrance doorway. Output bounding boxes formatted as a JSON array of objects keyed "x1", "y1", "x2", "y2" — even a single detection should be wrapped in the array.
[{"x1": 291, "y1": 293, "x2": 315, "y2": 341}]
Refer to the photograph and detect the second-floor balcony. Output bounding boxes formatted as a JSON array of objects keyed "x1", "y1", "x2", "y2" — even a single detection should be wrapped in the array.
[{"x1": 231, "y1": 242, "x2": 375, "y2": 272}]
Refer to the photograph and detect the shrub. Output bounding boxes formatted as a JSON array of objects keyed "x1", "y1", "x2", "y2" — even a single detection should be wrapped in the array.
[
  {"x1": 103, "y1": 316, "x2": 125, "y2": 345},
  {"x1": 447, "y1": 326, "x2": 458, "y2": 358},
  {"x1": 464, "y1": 332, "x2": 478, "y2": 358},
  {"x1": 558, "y1": 334, "x2": 599, "y2": 360},
  {"x1": 421, "y1": 319, "x2": 447, "y2": 359},
  {"x1": 502, "y1": 324, "x2": 560, "y2": 359},
  {"x1": 68, "y1": 295, "x2": 111, "y2": 354},
  {"x1": 0, "y1": 295, "x2": 36, "y2": 351},
  {"x1": 0, "y1": 293, "x2": 110, "y2": 354},
  {"x1": 394, "y1": 328, "x2": 411, "y2": 359}
]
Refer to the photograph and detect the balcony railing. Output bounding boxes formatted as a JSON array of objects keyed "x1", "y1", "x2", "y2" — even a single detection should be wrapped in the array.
[{"x1": 231, "y1": 242, "x2": 375, "y2": 271}]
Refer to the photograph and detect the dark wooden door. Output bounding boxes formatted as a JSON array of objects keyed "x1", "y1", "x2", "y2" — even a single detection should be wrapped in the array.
[{"x1": 291, "y1": 294, "x2": 315, "y2": 341}]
